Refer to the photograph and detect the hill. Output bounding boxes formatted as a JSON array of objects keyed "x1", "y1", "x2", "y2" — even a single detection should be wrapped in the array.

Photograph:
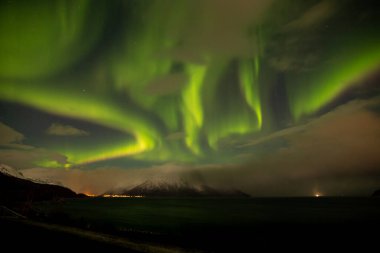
[{"x1": 0, "y1": 164, "x2": 78, "y2": 204}]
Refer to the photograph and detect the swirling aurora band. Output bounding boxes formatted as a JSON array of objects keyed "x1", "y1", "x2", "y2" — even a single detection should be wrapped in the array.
[{"x1": 0, "y1": 0, "x2": 379, "y2": 168}]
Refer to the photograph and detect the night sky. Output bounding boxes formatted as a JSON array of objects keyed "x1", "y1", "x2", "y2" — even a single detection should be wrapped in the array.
[{"x1": 1, "y1": 0, "x2": 380, "y2": 196}]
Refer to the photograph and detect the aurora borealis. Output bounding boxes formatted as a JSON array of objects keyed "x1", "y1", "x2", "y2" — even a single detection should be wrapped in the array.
[{"x1": 1, "y1": 0, "x2": 380, "y2": 195}]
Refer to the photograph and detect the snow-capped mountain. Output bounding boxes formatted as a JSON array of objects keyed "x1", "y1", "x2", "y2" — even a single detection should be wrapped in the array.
[
  {"x1": 0, "y1": 164, "x2": 78, "y2": 202},
  {"x1": 28, "y1": 177, "x2": 64, "y2": 186},
  {"x1": 0, "y1": 164, "x2": 62, "y2": 186},
  {"x1": 105, "y1": 179, "x2": 250, "y2": 198},
  {"x1": 0, "y1": 164, "x2": 25, "y2": 179}
]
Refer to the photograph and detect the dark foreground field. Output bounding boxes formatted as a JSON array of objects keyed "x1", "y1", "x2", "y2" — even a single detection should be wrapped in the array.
[{"x1": 2, "y1": 197, "x2": 380, "y2": 252}]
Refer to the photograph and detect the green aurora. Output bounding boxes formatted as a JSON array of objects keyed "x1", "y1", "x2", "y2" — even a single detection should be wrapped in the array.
[{"x1": 0, "y1": 0, "x2": 379, "y2": 168}]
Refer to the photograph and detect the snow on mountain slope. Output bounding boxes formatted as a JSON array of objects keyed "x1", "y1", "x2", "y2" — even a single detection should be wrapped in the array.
[
  {"x1": 105, "y1": 178, "x2": 250, "y2": 197},
  {"x1": 0, "y1": 164, "x2": 62, "y2": 186},
  {"x1": 0, "y1": 164, "x2": 25, "y2": 179}
]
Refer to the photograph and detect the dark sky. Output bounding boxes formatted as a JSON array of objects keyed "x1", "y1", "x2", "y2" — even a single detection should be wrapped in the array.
[{"x1": 0, "y1": 0, "x2": 380, "y2": 196}]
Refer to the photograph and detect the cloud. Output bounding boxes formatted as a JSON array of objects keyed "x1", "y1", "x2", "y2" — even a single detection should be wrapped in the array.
[
  {"x1": 46, "y1": 123, "x2": 89, "y2": 136},
  {"x1": 0, "y1": 122, "x2": 24, "y2": 145},
  {"x1": 227, "y1": 98, "x2": 380, "y2": 196},
  {"x1": 171, "y1": 0, "x2": 274, "y2": 61},
  {"x1": 21, "y1": 98, "x2": 380, "y2": 196},
  {"x1": 21, "y1": 164, "x2": 189, "y2": 195},
  {"x1": 166, "y1": 131, "x2": 185, "y2": 140},
  {"x1": 283, "y1": 1, "x2": 335, "y2": 32},
  {"x1": 0, "y1": 148, "x2": 67, "y2": 170},
  {"x1": 265, "y1": 1, "x2": 336, "y2": 72},
  {"x1": 0, "y1": 122, "x2": 67, "y2": 169},
  {"x1": 238, "y1": 125, "x2": 305, "y2": 148},
  {"x1": 146, "y1": 73, "x2": 188, "y2": 95}
]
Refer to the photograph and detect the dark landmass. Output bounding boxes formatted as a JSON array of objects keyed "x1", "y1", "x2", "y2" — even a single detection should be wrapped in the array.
[
  {"x1": 2, "y1": 199, "x2": 380, "y2": 252},
  {"x1": 1, "y1": 165, "x2": 380, "y2": 252},
  {"x1": 29, "y1": 197, "x2": 380, "y2": 252},
  {"x1": 372, "y1": 189, "x2": 380, "y2": 196},
  {"x1": 0, "y1": 218, "x2": 142, "y2": 253},
  {"x1": 106, "y1": 179, "x2": 250, "y2": 198},
  {"x1": 0, "y1": 170, "x2": 78, "y2": 205}
]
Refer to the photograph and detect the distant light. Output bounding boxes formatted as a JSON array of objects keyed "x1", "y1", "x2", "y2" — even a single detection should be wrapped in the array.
[
  {"x1": 314, "y1": 192, "x2": 322, "y2": 197},
  {"x1": 102, "y1": 194, "x2": 144, "y2": 198},
  {"x1": 84, "y1": 193, "x2": 96, "y2": 197}
]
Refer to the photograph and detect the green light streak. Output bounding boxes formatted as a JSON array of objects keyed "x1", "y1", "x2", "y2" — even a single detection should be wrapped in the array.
[
  {"x1": 288, "y1": 41, "x2": 380, "y2": 120},
  {"x1": 181, "y1": 64, "x2": 208, "y2": 155},
  {"x1": 110, "y1": 0, "x2": 188, "y2": 110},
  {"x1": 35, "y1": 159, "x2": 63, "y2": 169},
  {"x1": 238, "y1": 58, "x2": 262, "y2": 128},
  {"x1": 134, "y1": 140, "x2": 196, "y2": 163},
  {"x1": 203, "y1": 60, "x2": 262, "y2": 150},
  {"x1": 183, "y1": 64, "x2": 207, "y2": 127},
  {"x1": 207, "y1": 111, "x2": 256, "y2": 150},
  {"x1": 0, "y1": 83, "x2": 158, "y2": 165},
  {"x1": 0, "y1": 0, "x2": 105, "y2": 79},
  {"x1": 152, "y1": 96, "x2": 181, "y2": 131},
  {"x1": 1, "y1": 0, "x2": 378, "y2": 168},
  {"x1": 62, "y1": 137, "x2": 152, "y2": 165}
]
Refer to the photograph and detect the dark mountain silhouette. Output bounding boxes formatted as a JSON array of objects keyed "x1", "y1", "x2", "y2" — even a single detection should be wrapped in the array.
[
  {"x1": 372, "y1": 189, "x2": 380, "y2": 197},
  {"x1": 106, "y1": 179, "x2": 250, "y2": 198},
  {"x1": 0, "y1": 164, "x2": 78, "y2": 204}
]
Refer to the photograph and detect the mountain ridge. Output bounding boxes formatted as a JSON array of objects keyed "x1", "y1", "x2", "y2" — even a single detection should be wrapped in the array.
[
  {"x1": 105, "y1": 179, "x2": 250, "y2": 198},
  {"x1": 0, "y1": 164, "x2": 63, "y2": 186},
  {"x1": 0, "y1": 164, "x2": 79, "y2": 204}
]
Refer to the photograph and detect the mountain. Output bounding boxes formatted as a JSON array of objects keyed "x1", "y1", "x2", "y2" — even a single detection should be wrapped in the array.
[
  {"x1": 0, "y1": 164, "x2": 25, "y2": 179},
  {"x1": 0, "y1": 164, "x2": 78, "y2": 204},
  {"x1": 372, "y1": 189, "x2": 380, "y2": 197},
  {"x1": 0, "y1": 164, "x2": 63, "y2": 186},
  {"x1": 106, "y1": 179, "x2": 250, "y2": 198}
]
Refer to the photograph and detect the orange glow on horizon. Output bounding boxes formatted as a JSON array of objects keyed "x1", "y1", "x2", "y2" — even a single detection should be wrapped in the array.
[
  {"x1": 102, "y1": 194, "x2": 144, "y2": 198},
  {"x1": 83, "y1": 192, "x2": 97, "y2": 197}
]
